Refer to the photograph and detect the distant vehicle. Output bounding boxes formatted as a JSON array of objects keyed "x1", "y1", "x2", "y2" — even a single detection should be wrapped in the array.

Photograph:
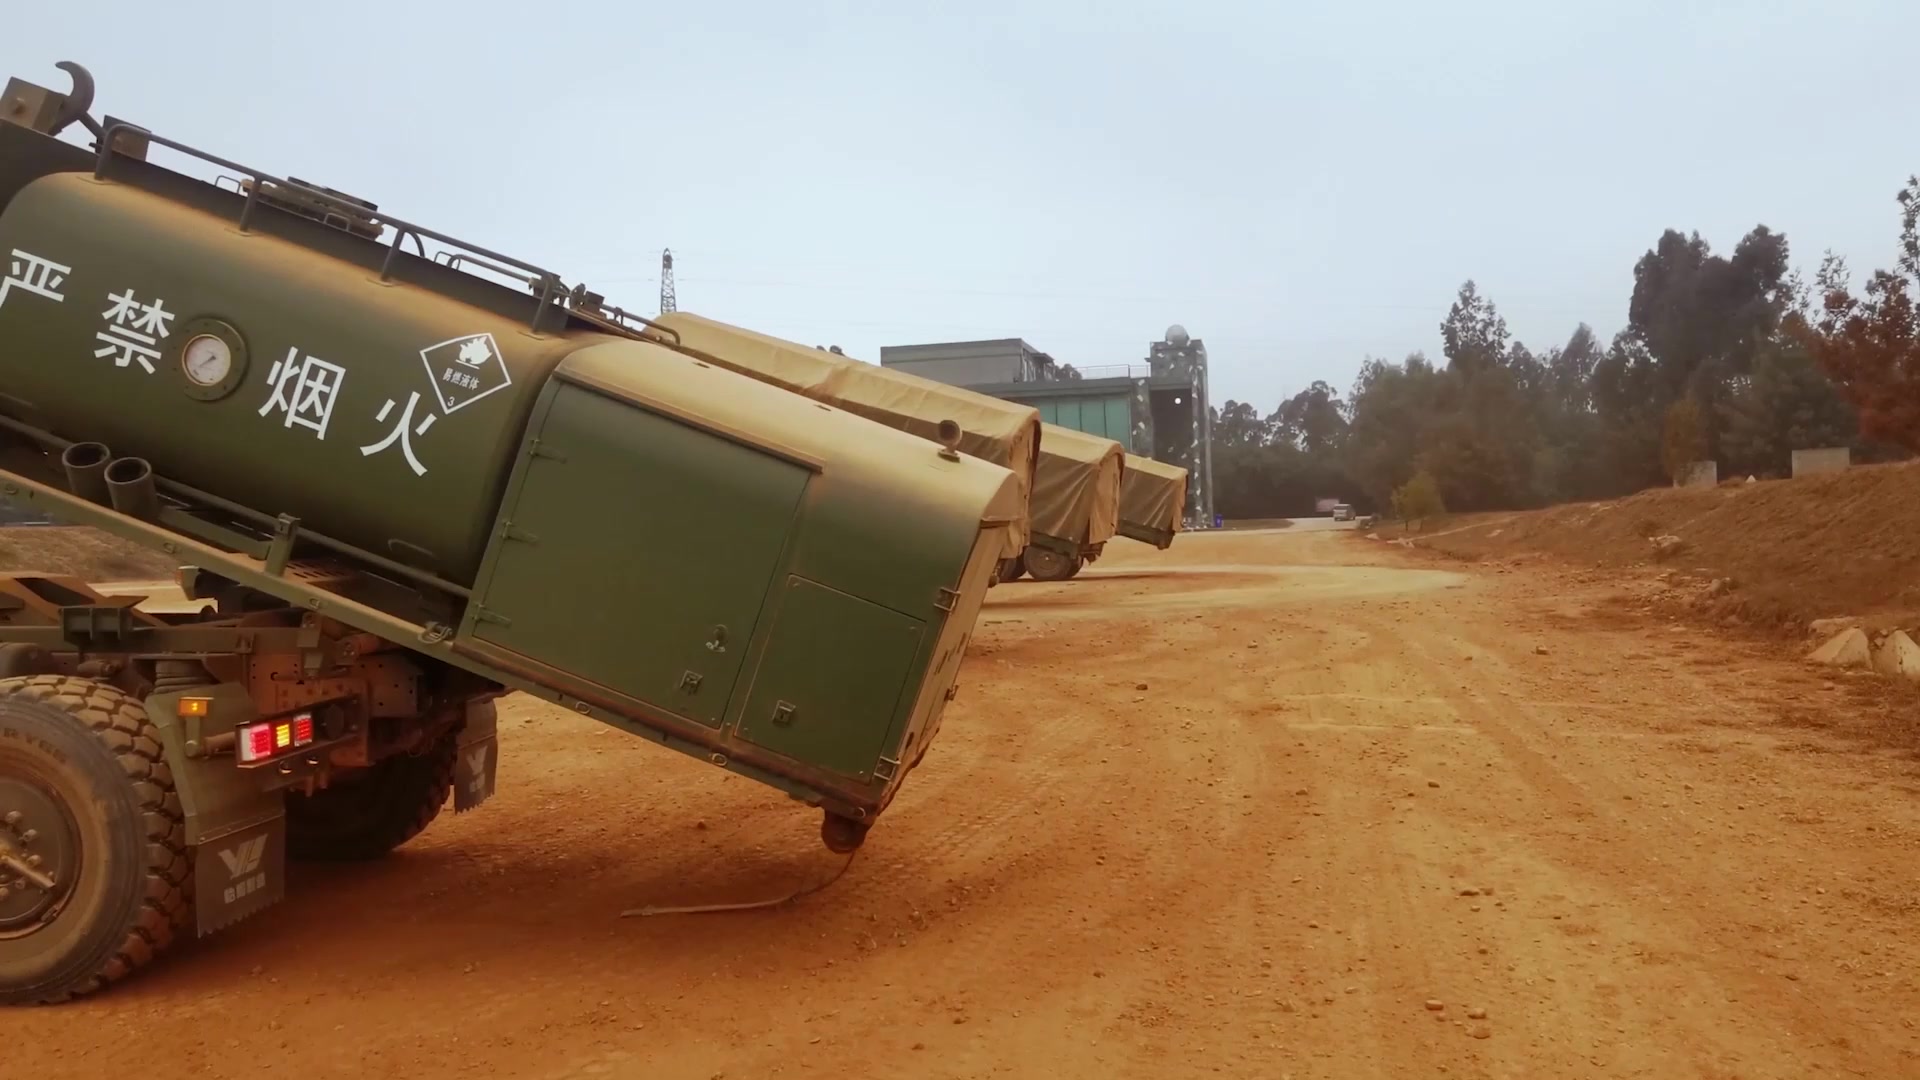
[{"x1": 1331, "y1": 504, "x2": 1354, "y2": 522}]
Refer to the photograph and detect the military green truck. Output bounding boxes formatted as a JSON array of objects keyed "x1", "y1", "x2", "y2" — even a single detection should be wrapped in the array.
[
  {"x1": 640, "y1": 314, "x2": 1123, "y2": 583},
  {"x1": 1117, "y1": 453, "x2": 1188, "y2": 550},
  {"x1": 0, "y1": 62, "x2": 1020, "y2": 1004}
]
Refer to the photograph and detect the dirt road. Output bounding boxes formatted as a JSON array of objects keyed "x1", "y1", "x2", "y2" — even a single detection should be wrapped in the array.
[{"x1": 6, "y1": 529, "x2": 1919, "y2": 1079}]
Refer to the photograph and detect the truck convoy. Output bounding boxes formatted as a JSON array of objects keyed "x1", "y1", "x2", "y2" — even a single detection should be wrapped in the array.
[
  {"x1": 637, "y1": 314, "x2": 1185, "y2": 583},
  {"x1": 0, "y1": 62, "x2": 1020, "y2": 1004}
]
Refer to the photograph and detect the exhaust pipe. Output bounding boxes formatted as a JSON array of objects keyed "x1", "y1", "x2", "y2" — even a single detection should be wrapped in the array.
[
  {"x1": 104, "y1": 456, "x2": 158, "y2": 521},
  {"x1": 60, "y1": 441, "x2": 112, "y2": 504}
]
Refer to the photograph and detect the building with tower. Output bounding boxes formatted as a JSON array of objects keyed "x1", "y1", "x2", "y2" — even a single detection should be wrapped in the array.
[{"x1": 878, "y1": 326, "x2": 1216, "y2": 528}]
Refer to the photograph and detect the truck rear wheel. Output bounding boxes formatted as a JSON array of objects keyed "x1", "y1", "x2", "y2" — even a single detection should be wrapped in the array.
[
  {"x1": 1022, "y1": 545, "x2": 1079, "y2": 582},
  {"x1": 0, "y1": 675, "x2": 191, "y2": 1005},
  {"x1": 996, "y1": 557, "x2": 1026, "y2": 583},
  {"x1": 285, "y1": 733, "x2": 456, "y2": 862}
]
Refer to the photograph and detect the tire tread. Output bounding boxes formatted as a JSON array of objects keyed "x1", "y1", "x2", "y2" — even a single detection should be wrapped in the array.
[{"x1": 0, "y1": 675, "x2": 190, "y2": 1004}]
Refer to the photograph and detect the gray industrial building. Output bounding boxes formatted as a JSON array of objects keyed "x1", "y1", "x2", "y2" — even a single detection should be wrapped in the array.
[{"x1": 879, "y1": 327, "x2": 1217, "y2": 528}]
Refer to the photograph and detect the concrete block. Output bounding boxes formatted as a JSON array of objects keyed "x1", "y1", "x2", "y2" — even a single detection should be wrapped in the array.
[
  {"x1": 1792, "y1": 447, "x2": 1851, "y2": 478},
  {"x1": 1872, "y1": 630, "x2": 1920, "y2": 681},
  {"x1": 1807, "y1": 627, "x2": 1872, "y2": 668},
  {"x1": 1675, "y1": 460, "x2": 1718, "y2": 489}
]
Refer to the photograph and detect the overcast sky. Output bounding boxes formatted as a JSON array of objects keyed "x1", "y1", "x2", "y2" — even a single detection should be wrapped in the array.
[{"x1": 6, "y1": 1, "x2": 1914, "y2": 409}]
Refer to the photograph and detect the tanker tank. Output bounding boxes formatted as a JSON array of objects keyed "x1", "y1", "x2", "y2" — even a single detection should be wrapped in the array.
[{"x1": 0, "y1": 60, "x2": 1024, "y2": 1004}]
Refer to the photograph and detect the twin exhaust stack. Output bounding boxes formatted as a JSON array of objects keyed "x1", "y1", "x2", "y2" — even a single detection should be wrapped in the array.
[{"x1": 60, "y1": 440, "x2": 157, "y2": 521}]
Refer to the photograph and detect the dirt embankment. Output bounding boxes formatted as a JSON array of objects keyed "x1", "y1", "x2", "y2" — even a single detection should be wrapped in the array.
[
  {"x1": 0, "y1": 526, "x2": 179, "y2": 581},
  {"x1": 1394, "y1": 460, "x2": 1920, "y2": 637}
]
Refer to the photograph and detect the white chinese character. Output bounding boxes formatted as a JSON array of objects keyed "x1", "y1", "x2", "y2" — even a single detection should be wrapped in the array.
[
  {"x1": 0, "y1": 249, "x2": 70, "y2": 309},
  {"x1": 359, "y1": 391, "x2": 438, "y2": 476},
  {"x1": 92, "y1": 288, "x2": 175, "y2": 374},
  {"x1": 259, "y1": 347, "x2": 346, "y2": 439}
]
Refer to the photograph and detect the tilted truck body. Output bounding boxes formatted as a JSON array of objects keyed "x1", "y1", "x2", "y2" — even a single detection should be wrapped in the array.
[
  {"x1": 642, "y1": 311, "x2": 1040, "y2": 561},
  {"x1": 998, "y1": 422, "x2": 1124, "y2": 582},
  {"x1": 0, "y1": 63, "x2": 1018, "y2": 1004},
  {"x1": 641, "y1": 314, "x2": 1126, "y2": 583},
  {"x1": 1116, "y1": 453, "x2": 1188, "y2": 550}
]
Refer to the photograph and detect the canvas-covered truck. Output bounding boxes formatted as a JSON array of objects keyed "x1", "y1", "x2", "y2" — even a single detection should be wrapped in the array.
[
  {"x1": 1116, "y1": 454, "x2": 1188, "y2": 550},
  {"x1": 0, "y1": 62, "x2": 1021, "y2": 1004},
  {"x1": 997, "y1": 422, "x2": 1124, "y2": 582},
  {"x1": 638, "y1": 314, "x2": 1124, "y2": 584},
  {"x1": 641, "y1": 312, "x2": 1041, "y2": 563}
]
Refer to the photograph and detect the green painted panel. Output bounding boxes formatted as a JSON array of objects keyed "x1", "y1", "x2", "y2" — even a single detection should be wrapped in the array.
[
  {"x1": 472, "y1": 383, "x2": 808, "y2": 727},
  {"x1": 1104, "y1": 397, "x2": 1131, "y2": 442},
  {"x1": 1011, "y1": 391, "x2": 1133, "y2": 442},
  {"x1": 736, "y1": 577, "x2": 923, "y2": 780}
]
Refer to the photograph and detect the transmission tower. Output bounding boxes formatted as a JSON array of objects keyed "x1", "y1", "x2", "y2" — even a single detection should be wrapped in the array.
[{"x1": 658, "y1": 248, "x2": 676, "y2": 314}]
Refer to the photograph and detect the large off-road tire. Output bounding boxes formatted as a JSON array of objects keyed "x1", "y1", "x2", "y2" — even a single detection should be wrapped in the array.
[
  {"x1": 0, "y1": 675, "x2": 191, "y2": 1005},
  {"x1": 996, "y1": 557, "x2": 1027, "y2": 583},
  {"x1": 1022, "y1": 545, "x2": 1080, "y2": 582},
  {"x1": 285, "y1": 734, "x2": 456, "y2": 862}
]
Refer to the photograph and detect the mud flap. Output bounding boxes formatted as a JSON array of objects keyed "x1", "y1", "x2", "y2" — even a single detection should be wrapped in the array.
[
  {"x1": 144, "y1": 685, "x2": 289, "y2": 936},
  {"x1": 452, "y1": 698, "x2": 499, "y2": 813},
  {"x1": 192, "y1": 815, "x2": 287, "y2": 935}
]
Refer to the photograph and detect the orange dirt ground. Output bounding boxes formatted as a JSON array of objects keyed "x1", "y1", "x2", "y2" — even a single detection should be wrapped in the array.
[{"x1": 4, "y1": 525, "x2": 1919, "y2": 1079}]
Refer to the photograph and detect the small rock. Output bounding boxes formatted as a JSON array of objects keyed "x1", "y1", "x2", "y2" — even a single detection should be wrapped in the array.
[
  {"x1": 1427, "y1": 780, "x2": 1440, "y2": 789},
  {"x1": 1458, "y1": 887, "x2": 1480, "y2": 897},
  {"x1": 1807, "y1": 616, "x2": 1862, "y2": 642},
  {"x1": 1135, "y1": 682, "x2": 1149, "y2": 691},
  {"x1": 1469, "y1": 1024, "x2": 1493, "y2": 1039},
  {"x1": 1649, "y1": 534, "x2": 1688, "y2": 559},
  {"x1": 1533, "y1": 645, "x2": 1549, "y2": 656},
  {"x1": 695, "y1": 820, "x2": 709, "y2": 831},
  {"x1": 1467, "y1": 1007, "x2": 1487, "y2": 1020},
  {"x1": 1425, "y1": 999, "x2": 1445, "y2": 1012}
]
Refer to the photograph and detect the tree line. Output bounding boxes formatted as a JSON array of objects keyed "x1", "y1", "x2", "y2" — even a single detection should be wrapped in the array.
[{"x1": 1210, "y1": 175, "x2": 1920, "y2": 522}]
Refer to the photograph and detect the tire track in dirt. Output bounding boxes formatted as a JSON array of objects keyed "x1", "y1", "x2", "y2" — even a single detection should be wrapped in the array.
[{"x1": 1394, "y1": 585, "x2": 1919, "y2": 1078}]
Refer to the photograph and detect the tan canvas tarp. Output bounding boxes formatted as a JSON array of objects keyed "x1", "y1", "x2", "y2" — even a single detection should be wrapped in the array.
[
  {"x1": 1031, "y1": 423, "x2": 1123, "y2": 548},
  {"x1": 1118, "y1": 453, "x2": 1188, "y2": 546},
  {"x1": 646, "y1": 312, "x2": 1041, "y2": 557}
]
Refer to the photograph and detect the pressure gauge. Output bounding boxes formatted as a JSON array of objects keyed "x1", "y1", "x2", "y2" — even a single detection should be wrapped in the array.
[
  {"x1": 171, "y1": 318, "x2": 250, "y2": 402},
  {"x1": 181, "y1": 334, "x2": 232, "y2": 386}
]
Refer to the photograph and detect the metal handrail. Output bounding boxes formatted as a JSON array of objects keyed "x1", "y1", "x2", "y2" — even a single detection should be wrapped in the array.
[{"x1": 94, "y1": 121, "x2": 573, "y2": 334}]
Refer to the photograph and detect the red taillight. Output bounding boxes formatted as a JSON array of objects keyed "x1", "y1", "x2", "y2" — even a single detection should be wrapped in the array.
[{"x1": 237, "y1": 713, "x2": 317, "y2": 763}]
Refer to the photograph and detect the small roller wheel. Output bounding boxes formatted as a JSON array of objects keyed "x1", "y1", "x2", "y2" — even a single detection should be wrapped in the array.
[
  {"x1": 0, "y1": 675, "x2": 191, "y2": 1005},
  {"x1": 1022, "y1": 545, "x2": 1079, "y2": 582},
  {"x1": 285, "y1": 734, "x2": 456, "y2": 862},
  {"x1": 821, "y1": 813, "x2": 870, "y2": 855}
]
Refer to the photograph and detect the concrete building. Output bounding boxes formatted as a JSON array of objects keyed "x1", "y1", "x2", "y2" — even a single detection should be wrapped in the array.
[{"x1": 879, "y1": 326, "x2": 1217, "y2": 528}]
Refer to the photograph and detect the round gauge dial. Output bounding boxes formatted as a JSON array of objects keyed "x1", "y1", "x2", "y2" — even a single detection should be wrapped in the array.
[{"x1": 180, "y1": 334, "x2": 233, "y2": 387}]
